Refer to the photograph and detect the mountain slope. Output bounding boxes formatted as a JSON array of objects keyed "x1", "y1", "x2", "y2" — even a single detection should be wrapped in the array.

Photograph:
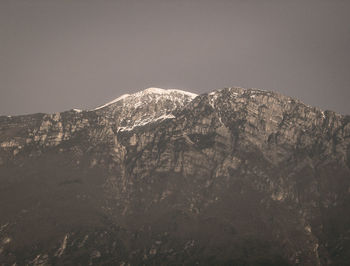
[{"x1": 0, "y1": 87, "x2": 349, "y2": 265}]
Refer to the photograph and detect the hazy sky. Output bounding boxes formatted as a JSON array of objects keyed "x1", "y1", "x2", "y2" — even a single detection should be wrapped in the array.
[{"x1": 1, "y1": 0, "x2": 349, "y2": 115}]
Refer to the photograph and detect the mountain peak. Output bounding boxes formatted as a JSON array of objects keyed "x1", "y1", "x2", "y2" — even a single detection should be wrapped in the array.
[
  {"x1": 143, "y1": 87, "x2": 168, "y2": 94},
  {"x1": 93, "y1": 87, "x2": 198, "y2": 111},
  {"x1": 92, "y1": 87, "x2": 198, "y2": 132},
  {"x1": 141, "y1": 87, "x2": 198, "y2": 98}
]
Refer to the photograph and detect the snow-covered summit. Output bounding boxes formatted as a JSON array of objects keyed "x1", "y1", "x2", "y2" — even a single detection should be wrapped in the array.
[
  {"x1": 139, "y1": 87, "x2": 198, "y2": 98},
  {"x1": 93, "y1": 87, "x2": 198, "y2": 132},
  {"x1": 94, "y1": 87, "x2": 197, "y2": 111}
]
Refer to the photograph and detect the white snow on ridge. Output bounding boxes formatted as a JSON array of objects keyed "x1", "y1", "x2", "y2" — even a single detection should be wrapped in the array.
[
  {"x1": 94, "y1": 93, "x2": 131, "y2": 110},
  {"x1": 139, "y1": 87, "x2": 198, "y2": 98},
  {"x1": 118, "y1": 113, "x2": 175, "y2": 132},
  {"x1": 93, "y1": 87, "x2": 197, "y2": 111}
]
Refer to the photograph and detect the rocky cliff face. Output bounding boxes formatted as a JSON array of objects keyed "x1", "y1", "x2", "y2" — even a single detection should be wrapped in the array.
[{"x1": 0, "y1": 87, "x2": 349, "y2": 265}]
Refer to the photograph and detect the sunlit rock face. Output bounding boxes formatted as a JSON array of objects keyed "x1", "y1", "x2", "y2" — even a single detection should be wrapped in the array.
[{"x1": 0, "y1": 87, "x2": 349, "y2": 265}]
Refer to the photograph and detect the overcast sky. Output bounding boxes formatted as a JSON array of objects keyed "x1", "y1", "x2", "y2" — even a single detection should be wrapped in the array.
[{"x1": 1, "y1": 0, "x2": 349, "y2": 115}]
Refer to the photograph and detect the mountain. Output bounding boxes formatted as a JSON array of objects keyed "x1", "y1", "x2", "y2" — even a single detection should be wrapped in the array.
[{"x1": 0, "y1": 87, "x2": 349, "y2": 265}]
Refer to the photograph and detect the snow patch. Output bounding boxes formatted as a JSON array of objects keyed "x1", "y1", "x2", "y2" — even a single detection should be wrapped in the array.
[
  {"x1": 73, "y1": 109, "x2": 82, "y2": 113},
  {"x1": 2, "y1": 237, "x2": 11, "y2": 244},
  {"x1": 55, "y1": 234, "x2": 68, "y2": 257},
  {"x1": 118, "y1": 113, "x2": 175, "y2": 132},
  {"x1": 157, "y1": 113, "x2": 176, "y2": 120}
]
